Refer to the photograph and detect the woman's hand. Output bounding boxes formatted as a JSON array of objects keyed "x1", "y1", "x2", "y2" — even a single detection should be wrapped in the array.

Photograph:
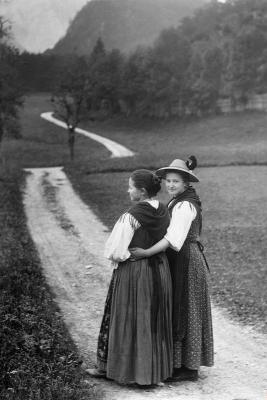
[{"x1": 129, "y1": 247, "x2": 147, "y2": 260}]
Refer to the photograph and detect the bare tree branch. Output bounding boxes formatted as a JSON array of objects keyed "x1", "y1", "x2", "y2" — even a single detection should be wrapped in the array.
[{"x1": 51, "y1": 57, "x2": 88, "y2": 160}]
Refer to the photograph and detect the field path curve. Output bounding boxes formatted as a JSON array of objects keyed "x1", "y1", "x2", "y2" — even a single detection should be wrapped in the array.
[
  {"x1": 23, "y1": 166, "x2": 267, "y2": 400},
  {"x1": 41, "y1": 112, "x2": 135, "y2": 158}
]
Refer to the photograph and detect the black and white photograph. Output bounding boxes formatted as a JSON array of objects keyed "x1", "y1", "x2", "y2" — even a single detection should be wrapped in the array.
[{"x1": 0, "y1": 0, "x2": 266, "y2": 399}]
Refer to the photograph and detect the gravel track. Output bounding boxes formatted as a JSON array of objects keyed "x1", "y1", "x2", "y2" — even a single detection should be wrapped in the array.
[{"x1": 40, "y1": 112, "x2": 135, "y2": 158}]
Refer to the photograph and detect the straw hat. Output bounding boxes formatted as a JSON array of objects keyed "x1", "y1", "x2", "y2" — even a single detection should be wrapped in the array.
[{"x1": 156, "y1": 157, "x2": 199, "y2": 182}]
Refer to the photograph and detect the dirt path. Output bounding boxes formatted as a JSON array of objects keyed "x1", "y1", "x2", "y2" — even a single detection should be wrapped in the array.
[
  {"x1": 40, "y1": 112, "x2": 135, "y2": 158},
  {"x1": 23, "y1": 167, "x2": 267, "y2": 400}
]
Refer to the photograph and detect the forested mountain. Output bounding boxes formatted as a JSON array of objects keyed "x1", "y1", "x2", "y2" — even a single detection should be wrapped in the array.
[{"x1": 50, "y1": 0, "x2": 208, "y2": 55}]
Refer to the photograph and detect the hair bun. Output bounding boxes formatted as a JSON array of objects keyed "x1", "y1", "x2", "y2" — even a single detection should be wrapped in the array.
[
  {"x1": 152, "y1": 174, "x2": 161, "y2": 185},
  {"x1": 186, "y1": 155, "x2": 197, "y2": 170}
]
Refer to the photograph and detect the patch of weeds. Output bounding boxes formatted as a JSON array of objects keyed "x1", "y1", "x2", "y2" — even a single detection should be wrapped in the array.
[{"x1": 0, "y1": 176, "x2": 100, "y2": 400}]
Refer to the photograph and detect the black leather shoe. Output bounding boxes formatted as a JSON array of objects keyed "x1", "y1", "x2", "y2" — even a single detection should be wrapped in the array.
[{"x1": 165, "y1": 369, "x2": 198, "y2": 382}]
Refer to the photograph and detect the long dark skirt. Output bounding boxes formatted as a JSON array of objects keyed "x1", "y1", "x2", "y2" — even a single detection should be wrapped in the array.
[
  {"x1": 96, "y1": 271, "x2": 116, "y2": 371},
  {"x1": 167, "y1": 243, "x2": 214, "y2": 370},
  {"x1": 96, "y1": 254, "x2": 173, "y2": 385}
]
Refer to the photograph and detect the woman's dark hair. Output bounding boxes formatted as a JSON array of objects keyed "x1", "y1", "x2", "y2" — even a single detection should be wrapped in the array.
[
  {"x1": 130, "y1": 169, "x2": 161, "y2": 197},
  {"x1": 177, "y1": 170, "x2": 190, "y2": 184}
]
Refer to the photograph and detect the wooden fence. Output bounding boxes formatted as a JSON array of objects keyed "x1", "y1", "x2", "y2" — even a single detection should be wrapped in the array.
[{"x1": 218, "y1": 93, "x2": 267, "y2": 113}]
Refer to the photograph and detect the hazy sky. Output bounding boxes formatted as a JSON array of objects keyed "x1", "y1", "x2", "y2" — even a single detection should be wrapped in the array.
[{"x1": 0, "y1": 0, "x2": 90, "y2": 52}]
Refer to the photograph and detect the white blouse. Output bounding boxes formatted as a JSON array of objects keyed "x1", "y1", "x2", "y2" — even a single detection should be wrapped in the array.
[
  {"x1": 164, "y1": 201, "x2": 197, "y2": 252},
  {"x1": 104, "y1": 200, "x2": 159, "y2": 265}
]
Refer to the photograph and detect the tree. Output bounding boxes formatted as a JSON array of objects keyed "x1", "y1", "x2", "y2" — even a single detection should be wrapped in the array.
[
  {"x1": 86, "y1": 40, "x2": 124, "y2": 115},
  {"x1": 90, "y1": 37, "x2": 106, "y2": 61},
  {"x1": 51, "y1": 57, "x2": 88, "y2": 160},
  {"x1": 121, "y1": 47, "x2": 150, "y2": 116},
  {"x1": 149, "y1": 28, "x2": 191, "y2": 117},
  {"x1": 227, "y1": 26, "x2": 267, "y2": 106},
  {"x1": 0, "y1": 17, "x2": 23, "y2": 157},
  {"x1": 18, "y1": 52, "x2": 66, "y2": 92},
  {"x1": 186, "y1": 46, "x2": 223, "y2": 115}
]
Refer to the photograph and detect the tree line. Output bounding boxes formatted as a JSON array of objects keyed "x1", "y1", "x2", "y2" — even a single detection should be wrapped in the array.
[
  {"x1": 1, "y1": 0, "x2": 267, "y2": 156},
  {"x1": 18, "y1": 0, "x2": 267, "y2": 119},
  {"x1": 0, "y1": 17, "x2": 23, "y2": 153}
]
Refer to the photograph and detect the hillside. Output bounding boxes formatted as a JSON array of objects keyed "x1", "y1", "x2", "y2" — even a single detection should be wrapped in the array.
[{"x1": 50, "y1": 0, "x2": 208, "y2": 55}]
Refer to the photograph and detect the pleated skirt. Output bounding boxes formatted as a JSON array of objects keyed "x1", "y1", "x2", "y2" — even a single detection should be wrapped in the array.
[{"x1": 97, "y1": 254, "x2": 173, "y2": 385}]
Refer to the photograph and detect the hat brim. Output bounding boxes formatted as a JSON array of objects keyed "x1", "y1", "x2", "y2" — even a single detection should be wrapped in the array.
[{"x1": 156, "y1": 167, "x2": 199, "y2": 182}]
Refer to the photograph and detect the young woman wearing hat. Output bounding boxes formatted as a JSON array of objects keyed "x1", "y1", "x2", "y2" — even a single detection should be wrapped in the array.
[
  {"x1": 87, "y1": 169, "x2": 173, "y2": 386},
  {"x1": 131, "y1": 157, "x2": 214, "y2": 382}
]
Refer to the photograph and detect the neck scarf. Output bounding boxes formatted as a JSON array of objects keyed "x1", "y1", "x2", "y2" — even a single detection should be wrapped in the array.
[
  {"x1": 168, "y1": 186, "x2": 202, "y2": 214},
  {"x1": 129, "y1": 201, "x2": 170, "y2": 242}
]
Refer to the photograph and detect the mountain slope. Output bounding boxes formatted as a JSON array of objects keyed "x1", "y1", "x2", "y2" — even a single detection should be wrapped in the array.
[{"x1": 50, "y1": 0, "x2": 209, "y2": 55}]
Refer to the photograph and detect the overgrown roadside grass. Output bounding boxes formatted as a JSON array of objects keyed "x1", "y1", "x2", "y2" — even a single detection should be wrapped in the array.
[
  {"x1": 67, "y1": 165, "x2": 267, "y2": 333},
  {"x1": 0, "y1": 175, "x2": 101, "y2": 400}
]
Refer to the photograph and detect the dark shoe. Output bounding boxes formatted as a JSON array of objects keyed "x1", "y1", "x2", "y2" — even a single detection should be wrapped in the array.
[
  {"x1": 166, "y1": 369, "x2": 198, "y2": 382},
  {"x1": 85, "y1": 368, "x2": 106, "y2": 378}
]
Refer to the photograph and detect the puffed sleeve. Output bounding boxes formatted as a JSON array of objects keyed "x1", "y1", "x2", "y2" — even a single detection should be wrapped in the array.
[
  {"x1": 104, "y1": 212, "x2": 141, "y2": 263},
  {"x1": 164, "y1": 201, "x2": 197, "y2": 252}
]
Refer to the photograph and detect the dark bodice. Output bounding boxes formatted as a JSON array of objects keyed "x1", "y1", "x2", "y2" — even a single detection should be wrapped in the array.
[
  {"x1": 129, "y1": 201, "x2": 170, "y2": 249},
  {"x1": 129, "y1": 226, "x2": 156, "y2": 249},
  {"x1": 184, "y1": 206, "x2": 201, "y2": 245}
]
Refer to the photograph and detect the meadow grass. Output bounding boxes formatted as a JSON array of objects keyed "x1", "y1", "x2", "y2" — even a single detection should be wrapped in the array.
[
  {"x1": 79, "y1": 110, "x2": 267, "y2": 168},
  {"x1": 2, "y1": 94, "x2": 267, "y2": 176},
  {"x1": 0, "y1": 94, "x2": 108, "y2": 175}
]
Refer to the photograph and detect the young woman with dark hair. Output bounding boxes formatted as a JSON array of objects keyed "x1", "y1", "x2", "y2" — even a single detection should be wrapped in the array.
[{"x1": 87, "y1": 169, "x2": 173, "y2": 386}]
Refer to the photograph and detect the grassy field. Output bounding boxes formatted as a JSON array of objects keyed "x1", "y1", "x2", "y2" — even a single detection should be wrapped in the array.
[
  {"x1": 2, "y1": 94, "x2": 266, "y2": 175},
  {"x1": 0, "y1": 94, "x2": 109, "y2": 175},
  {"x1": 0, "y1": 93, "x2": 266, "y2": 396},
  {"x1": 79, "y1": 109, "x2": 267, "y2": 168}
]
